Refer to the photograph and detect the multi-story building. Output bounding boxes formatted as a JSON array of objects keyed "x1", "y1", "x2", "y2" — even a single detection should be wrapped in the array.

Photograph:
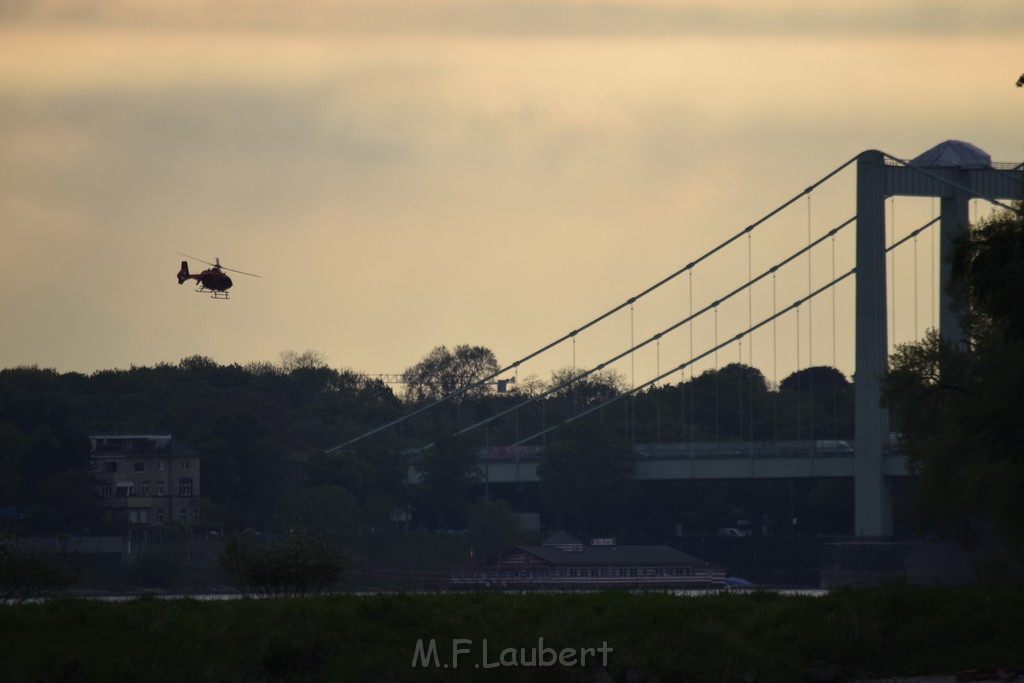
[{"x1": 89, "y1": 434, "x2": 200, "y2": 527}]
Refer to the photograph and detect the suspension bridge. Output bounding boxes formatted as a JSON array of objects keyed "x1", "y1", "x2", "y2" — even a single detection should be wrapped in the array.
[{"x1": 331, "y1": 140, "x2": 1024, "y2": 538}]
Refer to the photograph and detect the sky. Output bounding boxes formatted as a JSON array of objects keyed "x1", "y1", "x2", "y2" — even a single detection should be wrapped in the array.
[{"x1": 2, "y1": 0, "x2": 1022, "y2": 390}]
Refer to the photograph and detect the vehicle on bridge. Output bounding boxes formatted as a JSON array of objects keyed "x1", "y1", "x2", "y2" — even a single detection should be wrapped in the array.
[{"x1": 717, "y1": 527, "x2": 751, "y2": 538}]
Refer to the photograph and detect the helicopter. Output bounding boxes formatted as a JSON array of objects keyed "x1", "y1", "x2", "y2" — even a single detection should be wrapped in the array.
[{"x1": 176, "y1": 253, "x2": 260, "y2": 299}]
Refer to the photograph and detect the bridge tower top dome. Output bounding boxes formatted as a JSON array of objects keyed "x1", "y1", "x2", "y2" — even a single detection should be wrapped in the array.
[{"x1": 910, "y1": 140, "x2": 991, "y2": 169}]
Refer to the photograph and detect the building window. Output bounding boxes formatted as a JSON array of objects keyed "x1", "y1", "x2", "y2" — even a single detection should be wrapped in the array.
[
  {"x1": 116, "y1": 483, "x2": 134, "y2": 497},
  {"x1": 128, "y1": 509, "x2": 149, "y2": 525},
  {"x1": 192, "y1": 507, "x2": 200, "y2": 523},
  {"x1": 157, "y1": 480, "x2": 165, "y2": 496},
  {"x1": 142, "y1": 481, "x2": 150, "y2": 496},
  {"x1": 179, "y1": 478, "x2": 193, "y2": 497},
  {"x1": 182, "y1": 460, "x2": 190, "y2": 471},
  {"x1": 156, "y1": 508, "x2": 164, "y2": 524},
  {"x1": 158, "y1": 462, "x2": 165, "y2": 472},
  {"x1": 103, "y1": 461, "x2": 118, "y2": 473},
  {"x1": 101, "y1": 484, "x2": 114, "y2": 498},
  {"x1": 133, "y1": 462, "x2": 146, "y2": 473},
  {"x1": 179, "y1": 508, "x2": 187, "y2": 522}
]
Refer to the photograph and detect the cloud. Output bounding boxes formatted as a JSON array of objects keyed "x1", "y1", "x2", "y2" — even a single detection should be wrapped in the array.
[
  {"x1": 4, "y1": 0, "x2": 1022, "y2": 38},
  {"x1": 1, "y1": 0, "x2": 1022, "y2": 376}
]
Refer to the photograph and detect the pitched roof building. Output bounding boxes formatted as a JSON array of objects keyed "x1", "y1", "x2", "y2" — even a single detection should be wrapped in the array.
[{"x1": 454, "y1": 532, "x2": 725, "y2": 589}]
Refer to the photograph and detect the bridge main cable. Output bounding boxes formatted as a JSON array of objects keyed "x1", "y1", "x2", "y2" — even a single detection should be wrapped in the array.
[
  {"x1": 510, "y1": 265, "x2": 858, "y2": 447},
  {"x1": 506, "y1": 214, "x2": 941, "y2": 448},
  {"x1": 327, "y1": 154, "x2": 861, "y2": 453},
  {"x1": 452, "y1": 215, "x2": 858, "y2": 441}
]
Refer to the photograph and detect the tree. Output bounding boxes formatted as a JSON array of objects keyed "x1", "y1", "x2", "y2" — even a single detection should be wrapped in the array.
[
  {"x1": 275, "y1": 485, "x2": 360, "y2": 537},
  {"x1": 401, "y1": 345, "x2": 500, "y2": 403},
  {"x1": 950, "y1": 204, "x2": 1024, "y2": 342},
  {"x1": 413, "y1": 430, "x2": 479, "y2": 529},
  {"x1": 306, "y1": 447, "x2": 408, "y2": 507},
  {"x1": 686, "y1": 363, "x2": 774, "y2": 441},
  {"x1": 546, "y1": 366, "x2": 626, "y2": 420},
  {"x1": 0, "y1": 543, "x2": 79, "y2": 604},
  {"x1": 536, "y1": 421, "x2": 636, "y2": 538},
  {"x1": 467, "y1": 498, "x2": 525, "y2": 567},
  {"x1": 884, "y1": 201, "x2": 1024, "y2": 559},
  {"x1": 27, "y1": 470, "x2": 105, "y2": 534},
  {"x1": 0, "y1": 421, "x2": 31, "y2": 503},
  {"x1": 279, "y1": 349, "x2": 328, "y2": 373},
  {"x1": 218, "y1": 528, "x2": 348, "y2": 597},
  {"x1": 778, "y1": 366, "x2": 853, "y2": 440}
]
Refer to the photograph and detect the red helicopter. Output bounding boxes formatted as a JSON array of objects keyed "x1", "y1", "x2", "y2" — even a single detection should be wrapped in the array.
[{"x1": 176, "y1": 253, "x2": 260, "y2": 299}]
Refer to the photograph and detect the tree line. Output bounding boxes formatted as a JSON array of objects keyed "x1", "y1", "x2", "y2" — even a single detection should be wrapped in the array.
[{"x1": 0, "y1": 342, "x2": 855, "y2": 539}]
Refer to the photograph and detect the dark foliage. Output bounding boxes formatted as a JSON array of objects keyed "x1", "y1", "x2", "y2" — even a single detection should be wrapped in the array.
[
  {"x1": 1, "y1": 343, "x2": 856, "y2": 539},
  {"x1": 885, "y1": 201, "x2": 1024, "y2": 558},
  {"x1": 218, "y1": 528, "x2": 348, "y2": 597},
  {"x1": 0, "y1": 542, "x2": 79, "y2": 604}
]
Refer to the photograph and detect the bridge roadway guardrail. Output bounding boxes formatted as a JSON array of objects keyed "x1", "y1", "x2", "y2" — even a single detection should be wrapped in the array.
[{"x1": 443, "y1": 441, "x2": 910, "y2": 484}]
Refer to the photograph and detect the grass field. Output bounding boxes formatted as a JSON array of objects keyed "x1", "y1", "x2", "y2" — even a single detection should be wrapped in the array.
[{"x1": 2, "y1": 585, "x2": 1023, "y2": 682}]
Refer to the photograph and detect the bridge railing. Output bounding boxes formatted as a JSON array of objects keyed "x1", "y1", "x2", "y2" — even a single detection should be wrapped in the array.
[{"x1": 474, "y1": 440, "x2": 866, "y2": 463}]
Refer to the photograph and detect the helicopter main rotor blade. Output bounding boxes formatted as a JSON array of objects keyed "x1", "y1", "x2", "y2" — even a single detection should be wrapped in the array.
[
  {"x1": 217, "y1": 263, "x2": 262, "y2": 278},
  {"x1": 176, "y1": 252, "x2": 261, "y2": 278},
  {"x1": 176, "y1": 252, "x2": 218, "y2": 268}
]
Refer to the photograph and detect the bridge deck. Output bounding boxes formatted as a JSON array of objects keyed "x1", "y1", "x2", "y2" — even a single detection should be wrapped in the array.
[{"x1": 406, "y1": 442, "x2": 911, "y2": 484}]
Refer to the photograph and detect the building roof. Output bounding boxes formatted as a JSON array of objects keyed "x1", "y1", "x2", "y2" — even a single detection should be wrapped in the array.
[
  {"x1": 541, "y1": 530, "x2": 582, "y2": 547},
  {"x1": 506, "y1": 544, "x2": 714, "y2": 568},
  {"x1": 910, "y1": 140, "x2": 991, "y2": 169},
  {"x1": 89, "y1": 434, "x2": 199, "y2": 457}
]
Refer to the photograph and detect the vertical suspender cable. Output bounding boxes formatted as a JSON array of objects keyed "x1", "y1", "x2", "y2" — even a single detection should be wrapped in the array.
[
  {"x1": 630, "y1": 304, "x2": 635, "y2": 390},
  {"x1": 541, "y1": 390, "x2": 546, "y2": 447},
  {"x1": 807, "y1": 192, "x2": 814, "y2": 442},
  {"x1": 807, "y1": 194, "x2": 814, "y2": 367},
  {"x1": 748, "y1": 231, "x2": 754, "y2": 442},
  {"x1": 571, "y1": 335, "x2": 577, "y2": 416},
  {"x1": 795, "y1": 307, "x2": 801, "y2": 442},
  {"x1": 772, "y1": 272, "x2": 778, "y2": 450},
  {"x1": 656, "y1": 338, "x2": 662, "y2": 442},
  {"x1": 832, "y1": 230, "x2": 838, "y2": 441},
  {"x1": 689, "y1": 270, "x2": 695, "y2": 447},
  {"x1": 514, "y1": 367, "x2": 520, "y2": 443},
  {"x1": 889, "y1": 196, "x2": 896, "y2": 347},
  {"x1": 680, "y1": 366, "x2": 686, "y2": 446},
  {"x1": 914, "y1": 232, "x2": 919, "y2": 341},
  {"x1": 931, "y1": 198, "x2": 937, "y2": 330},
  {"x1": 738, "y1": 338, "x2": 744, "y2": 441},
  {"x1": 714, "y1": 305, "x2": 720, "y2": 443},
  {"x1": 630, "y1": 303, "x2": 635, "y2": 442}
]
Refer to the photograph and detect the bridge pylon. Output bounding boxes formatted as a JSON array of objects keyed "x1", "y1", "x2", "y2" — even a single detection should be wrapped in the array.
[{"x1": 854, "y1": 142, "x2": 1024, "y2": 537}]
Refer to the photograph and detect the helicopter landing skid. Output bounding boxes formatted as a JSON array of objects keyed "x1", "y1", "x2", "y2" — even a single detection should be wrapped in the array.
[{"x1": 195, "y1": 287, "x2": 230, "y2": 299}]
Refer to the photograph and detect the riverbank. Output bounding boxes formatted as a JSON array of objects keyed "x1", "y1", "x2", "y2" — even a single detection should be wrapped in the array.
[{"x1": 2, "y1": 585, "x2": 1022, "y2": 681}]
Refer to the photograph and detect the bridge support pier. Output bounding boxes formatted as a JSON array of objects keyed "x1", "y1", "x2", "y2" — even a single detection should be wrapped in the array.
[
  {"x1": 853, "y1": 142, "x2": 1023, "y2": 537},
  {"x1": 854, "y1": 151, "x2": 892, "y2": 537}
]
